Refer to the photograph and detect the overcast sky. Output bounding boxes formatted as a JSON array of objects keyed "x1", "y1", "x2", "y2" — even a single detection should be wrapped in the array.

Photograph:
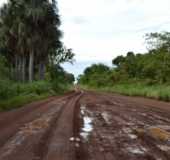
[
  {"x1": 1, "y1": 0, "x2": 170, "y2": 77},
  {"x1": 58, "y1": 0, "x2": 170, "y2": 77}
]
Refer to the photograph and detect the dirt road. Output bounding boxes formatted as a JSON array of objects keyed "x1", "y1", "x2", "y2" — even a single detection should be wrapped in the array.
[{"x1": 0, "y1": 91, "x2": 170, "y2": 160}]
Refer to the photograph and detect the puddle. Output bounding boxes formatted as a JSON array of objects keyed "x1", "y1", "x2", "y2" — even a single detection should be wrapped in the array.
[
  {"x1": 129, "y1": 148, "x2": 144, "y2": 154},
  {"x1": 80, "y1": 104, "x2": 93, "y2": 141},
  {"x1": 80, "y1": 104, "x2": 86, "y2": 116},
  {"x1": 82, "y1": 117, "x2": 93, "y2": 132},
  {"x1": 127, "y1": 146, "x2": 146, "y2": 155}
]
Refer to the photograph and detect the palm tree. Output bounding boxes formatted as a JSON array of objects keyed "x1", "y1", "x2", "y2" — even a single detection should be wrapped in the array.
[
  {"x1": 0, "y1": 0, "x2": 64, "y2": 82},
  {"x1": 24, "y1": 0, "x2": 62, "y2": 81}
]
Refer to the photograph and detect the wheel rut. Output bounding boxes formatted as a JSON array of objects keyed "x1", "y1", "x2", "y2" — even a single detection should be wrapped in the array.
[
  {"x1": 0, "y1": 92, "x2": 81, "y2": 160},
  {"x1": 0, "y1": 91, "x2": 170, "y2": 160}
]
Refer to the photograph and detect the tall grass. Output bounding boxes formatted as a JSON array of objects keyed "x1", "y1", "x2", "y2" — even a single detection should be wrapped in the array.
[
  {"x1": 83, "y1": 83, "x2": 170, "y2": 102},
  {"x1": 0, "y1": 80, "x2": 71, "y2": 111}
]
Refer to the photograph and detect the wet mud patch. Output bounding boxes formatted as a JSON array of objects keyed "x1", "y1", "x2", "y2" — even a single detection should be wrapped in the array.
[
  {"x1": 77, "y1": 93, "x2": 170, "y2": 160},
  {"x1": 80, "y1": 104, "x2": 93, "y2": 141},
  {"x1": 0, "y1": 103, "x2": 64, "y2": 160},
  {"x1": 73, "y1": 103, "x2": 92, "y2": 160}
]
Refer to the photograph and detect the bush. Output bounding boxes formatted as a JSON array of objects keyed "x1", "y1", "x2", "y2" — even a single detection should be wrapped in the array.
[
  {"x1": 0, "y1": 80, "x2": 71, "y2": 111},
  {"x1": 0, "y1": 80, "x2": 17, "y2": 100},
  {"x1": 0, "y1": 93, "x2": 50, "y2": 111}
]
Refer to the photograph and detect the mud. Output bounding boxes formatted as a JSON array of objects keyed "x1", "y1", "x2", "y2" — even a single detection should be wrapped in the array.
[{"x1": 0, "y1": 91, "x2": 170, "y2": 160}]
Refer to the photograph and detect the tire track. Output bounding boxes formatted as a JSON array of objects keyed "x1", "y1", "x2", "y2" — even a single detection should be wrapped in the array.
[
  {"x1": 44, "y1": 92, "x2": 83, "y2": 160},
  {"x1": 78, "y1": 91, "x2": 170, "y2": 160},
  {"x1": 0, "y1": 92, "x2": 79, "y2": 160}
]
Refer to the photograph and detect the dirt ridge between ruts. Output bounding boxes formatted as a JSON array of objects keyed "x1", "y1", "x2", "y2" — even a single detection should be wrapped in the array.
[
  {"x1": 44, "y1": 92, "x2": 83, "y2": 160},
  {"x1": 34, "y1": 92, "x2": 82, "y2": 160}
]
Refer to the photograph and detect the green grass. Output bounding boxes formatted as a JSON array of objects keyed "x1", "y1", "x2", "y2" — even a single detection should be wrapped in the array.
[
  {"x1": 0, "y1": 93, "x2": 51, "y2": 111},
  {"x1": 82, "y1": 83, "x2": 170, "y2": 102},
  {"x1": 0, "y1": 80, "x2": 72, "y2": 111}
]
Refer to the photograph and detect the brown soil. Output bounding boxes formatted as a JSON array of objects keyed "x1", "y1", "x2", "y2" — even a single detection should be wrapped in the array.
[{"x1": 0, "y1": 91, "x2": 170, "y2": 160}]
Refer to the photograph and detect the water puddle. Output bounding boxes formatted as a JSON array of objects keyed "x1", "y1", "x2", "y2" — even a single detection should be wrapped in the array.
[
  {"x1": 80, "y1": 104, "x2": 93, "y2": 141},
  {"x1": 129, "y1": 148, "x2": 144, "y2": 154},
  {"x1": 127, "y1": 146, "x2": 146, "y2": 155}
]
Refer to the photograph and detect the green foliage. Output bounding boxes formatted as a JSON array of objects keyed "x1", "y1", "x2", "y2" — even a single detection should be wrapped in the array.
[
  {"x1": 0, "y1": 1, "x2": 75, "y2": 110},
  {"x1": 54, "y1": 47, "x2": 75, "y2": 65},
  {"x1": 0, "y1": 0, "x2": 75, "y2": 82},
  {"x1": 0, "y1": 55, "x2": 9, "y2": 79},
  {"x1": 49, "y1": 64, "x2": 75, "y2": 84},
  {"x1": 79, "y1": 32, "x2": 170, "y2": 102},
  {"x1": 0, "y1": 80, "x2": 71, "y2": 111},
  {"x1": 111, "y1": 32, "x2": 170, "y2": 84},
  {"x1": 0, "y1": 94, "x2": 48, "y2": 111},
  {"x1": 82, "y1": 83, "x2": 170, "y2": 102},
  {"x1": 78, "y1": 63, "x2": 112, "y2": 87}
]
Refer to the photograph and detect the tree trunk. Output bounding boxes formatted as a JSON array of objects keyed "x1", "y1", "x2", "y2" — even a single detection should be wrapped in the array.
[
  {"x1": 15, "y1": 55, "x2": 19, "y2": 81},
  {"x1": 18, "y1": 56, "x2": 22, "y2": 82},
  {"x1": 29, "y1": 51, "x2": 34, "y2": 82},
  {"x1": 14, "y1": 56, "x2": 17, "y2": 80},
  {"x1": 39, "y1": 61, "x2": 45, "y2": 80},
  {"x1": 10, "y1": 65, "x2": 14, "y2": 80},
  {"x1": 22, "y1": 56, "x2": 26, "y2": 82}
]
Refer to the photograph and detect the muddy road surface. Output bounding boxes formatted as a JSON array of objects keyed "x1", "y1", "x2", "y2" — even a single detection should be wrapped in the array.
[{"x1": 0, "y1": 91, "x2": 170, "y2": 160}]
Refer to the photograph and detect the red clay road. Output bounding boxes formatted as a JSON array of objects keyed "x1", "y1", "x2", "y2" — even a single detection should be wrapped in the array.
[{"x1": 0, "y1": 91, "x2": 170, "y2": 160}]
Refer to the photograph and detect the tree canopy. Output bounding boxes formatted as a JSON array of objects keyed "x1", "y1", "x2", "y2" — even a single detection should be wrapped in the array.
[
  {"x1": 78, "y1": 32, "x2": 170, "y2": 87},
  {"x1": 0, "y1": 0, "x2": 74, "y2": 82}
]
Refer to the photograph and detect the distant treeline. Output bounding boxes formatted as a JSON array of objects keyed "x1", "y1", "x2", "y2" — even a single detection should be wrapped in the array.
[{"x1": 78, "y1": 32, "x2": 170, "y2": 87}]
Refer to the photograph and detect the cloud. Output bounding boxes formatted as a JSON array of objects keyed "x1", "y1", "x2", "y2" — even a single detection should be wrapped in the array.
[
  {"x1": 71, "y1": 17, "x2": 89, "y2": 25},
  {"x1": 58, "y1": 0, "x2": 170, "y2": 75},
  {"x1": 0, "y1": 0, "x2": 7, "y2": 5}
]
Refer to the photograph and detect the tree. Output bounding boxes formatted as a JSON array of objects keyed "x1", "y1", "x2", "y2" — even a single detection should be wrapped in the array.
[
  {"x1": 112, "y1": 55, "x2": 125, "y2": 67},
  {"x1": 50, "y1": 64, "x2": 75, "y2": 84},
  {"x1": 78, "y1": 64, "x2": 112, "y2": 87},
  {"x1": 0, "y1": 0, "x2": 65, "y2": 82},
  {"x1": 53, "y1": 47, "x2": 75, "y2": 65},
  {"x1": 145, "y1": 32, "x2": 170, "y2": 52}
]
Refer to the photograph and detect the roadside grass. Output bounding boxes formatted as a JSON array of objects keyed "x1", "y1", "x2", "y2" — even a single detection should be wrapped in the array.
[
  {"x1": 81, "y1": 83, "x2": 170, "y2": 102},
  {"x1": 0, "y1": 80, "x2": 72, "y2": 111},
  {"x1": 0, "y1": 93, "x2": 50, "y2": 111}
]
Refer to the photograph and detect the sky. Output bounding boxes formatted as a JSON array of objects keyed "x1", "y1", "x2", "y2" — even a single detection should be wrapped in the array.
[
  {"x1": 58, "y1": 0, "x2": 170, "y2": 77},
  {"x1": 1, "y1": 0, "x2": 170, "y2": 77}
]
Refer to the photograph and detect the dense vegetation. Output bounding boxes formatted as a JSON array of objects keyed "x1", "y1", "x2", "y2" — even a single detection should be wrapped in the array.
[
  {"x1": 0, "y1": 0, "x2": 75, "y2": 110},
  {"x1": 78, "y1": 32, "x2": 170, "y2": 101}
]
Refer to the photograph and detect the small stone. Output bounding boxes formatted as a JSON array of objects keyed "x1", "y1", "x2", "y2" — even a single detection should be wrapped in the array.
[
  {"x1": 75, "y1": 143, "x2": 80, "y2": 148},
  {"x1": 69, "y1": 137, "x2": 75, "y2": 142},
  {"x1": 76, "y1": 138, "x2": 81, "y2": 142}
]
